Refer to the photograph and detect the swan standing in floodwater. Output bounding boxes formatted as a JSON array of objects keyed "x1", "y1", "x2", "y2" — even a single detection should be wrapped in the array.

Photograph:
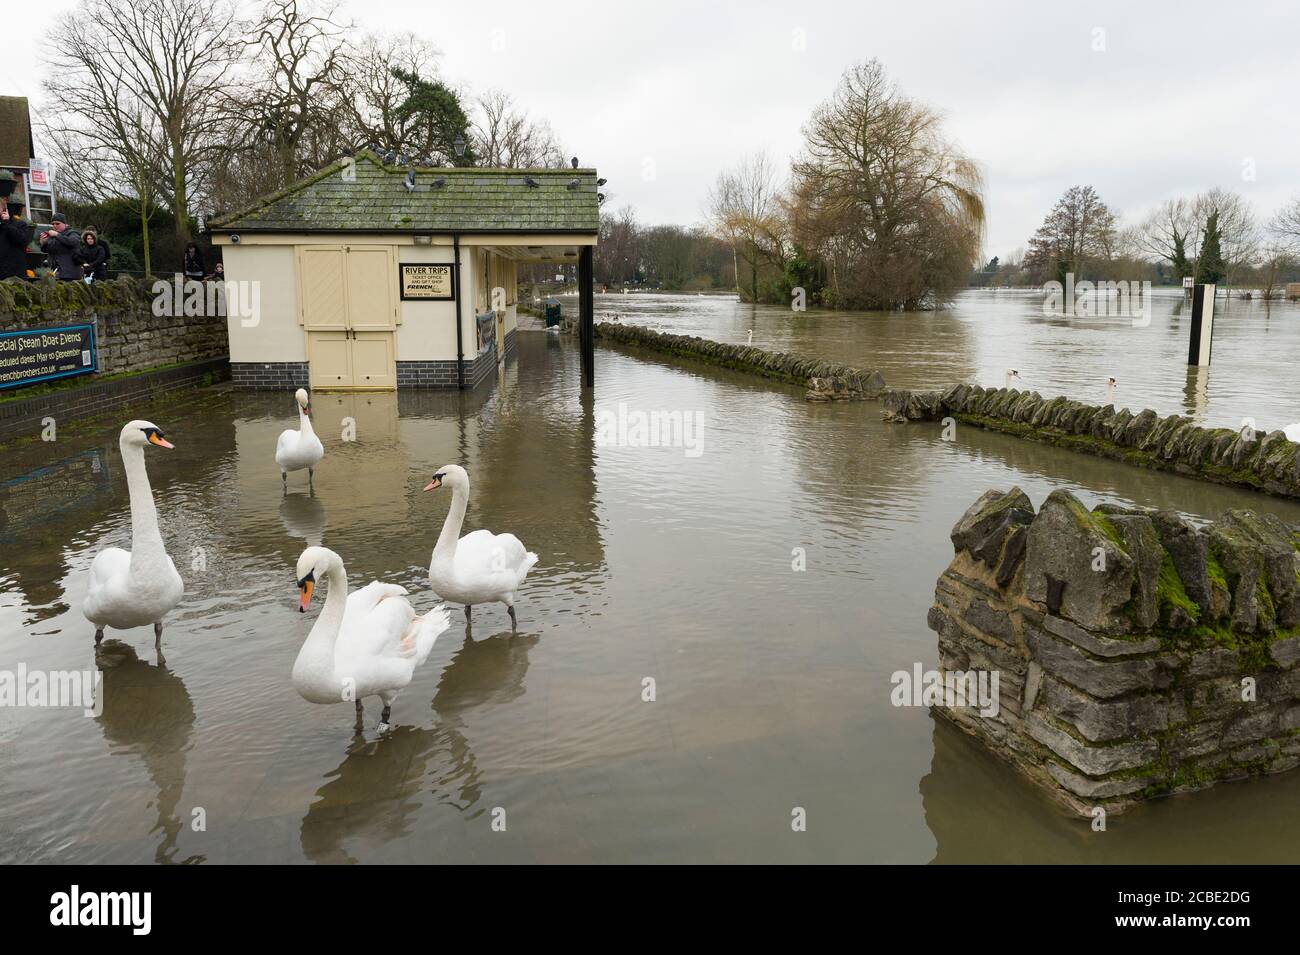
[
  {"x1": 1004, "y1": 368, "x2": 1021, "y2": 388},
  {"x1": 293, "y1": 546, "x2": 449, "y2": 731},
  {"x1": 1105, "y1": 376, "x2": 1118, "y2": 404},
  {"x1": 276, "y1": 388, "x2": 324, "y2": 490},
  {"x1": 424, "y1": 464, "x2": 538, "y2": 632},
  {"x1": 83, "y1": 421, "x2": 185, "y2": 645}
]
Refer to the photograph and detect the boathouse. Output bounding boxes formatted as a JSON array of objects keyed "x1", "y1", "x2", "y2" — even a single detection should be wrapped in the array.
[{"x1": 209, "y1": 149, "x2": 598, "y2": 392}]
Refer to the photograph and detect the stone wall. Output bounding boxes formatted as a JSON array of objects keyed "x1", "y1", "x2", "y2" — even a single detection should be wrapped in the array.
[
  {"x1": 0, "y1": 276, "x2": 229, "y2": 377},
  {"x1": 929, "y1": 486, "x2": 1300, "y2": 814},
  {"x1": 883, "y1": 384, "x2": 1300, "y2": 500},
  {"x1": 595, "y1": 322, "x2": 886, "y2": 398}
]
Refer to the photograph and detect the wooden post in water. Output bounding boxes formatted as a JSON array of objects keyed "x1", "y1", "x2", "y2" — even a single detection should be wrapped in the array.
[
  {"x1": 1187, "y1": 283, "x2": 1215, "y2": 366},
  {"x1": 579, "y1": 245, "x2": 594, "y2": 389}
]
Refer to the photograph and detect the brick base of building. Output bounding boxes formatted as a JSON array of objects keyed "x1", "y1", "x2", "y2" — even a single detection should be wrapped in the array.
[
  {"x1": 396, "y1": 328, "x2": 518, "y2": 390},
  {"x1": 230, "y1": 362, "x2": 310, "y2": 390},
  {"x1": 234, "y1": 329, "x2": 519, "y2": 392}
]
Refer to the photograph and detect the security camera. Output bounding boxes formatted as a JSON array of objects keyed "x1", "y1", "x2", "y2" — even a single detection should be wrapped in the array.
[{"x1": 230, "y1": 234, "x2": 241, "y2": 244}]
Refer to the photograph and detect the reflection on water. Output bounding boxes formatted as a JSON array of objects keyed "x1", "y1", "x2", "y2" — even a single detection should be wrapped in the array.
[
  {"x1": 2, "y1": 330, "x2": 1300, "y2": 863},
  {"x1": 582, "y1": 289, "x2": 1300, "y2": 432},
  {"x1": 93, "y1": 640, "x2": 203, "y2": 865}
]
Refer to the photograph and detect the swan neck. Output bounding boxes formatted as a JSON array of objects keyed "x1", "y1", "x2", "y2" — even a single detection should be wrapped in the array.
[
  {"x1": 299, "y1": 408, "x2": 316, "y2": 437},
  {"x1": 433, "y1": 482, "x2": 468, "y2": 563},
  {"x1": 122, "y1": 442, "x2": 165, "y2": 564},
  {"x1": 303, "y1": 560, "x2": 348, "y2": 661}
]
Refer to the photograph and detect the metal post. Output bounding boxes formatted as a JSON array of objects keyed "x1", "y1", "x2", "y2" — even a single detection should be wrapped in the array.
[
  {"x1": 579, "y1": 245, "x2": 594, "y2": 389},
  {"x1": 453, "y1": 233, "x2": 465, "y2": 389}
]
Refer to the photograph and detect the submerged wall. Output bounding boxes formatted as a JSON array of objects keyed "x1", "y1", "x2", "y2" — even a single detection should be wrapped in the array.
[
  {"x1": 883, "y1": 384, "x2": 1300, "y2": 500},
  {"x1": 929, "y1": 486, "x2": 1300, "y2": 814},
  {"x1": 594, "y1": 322, "x2": 886, "y2": 398}
]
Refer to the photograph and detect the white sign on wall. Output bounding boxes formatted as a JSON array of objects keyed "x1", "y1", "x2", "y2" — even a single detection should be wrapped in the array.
[{"x1": 29, "y1": 158, "x2": 51, "y2": 190}]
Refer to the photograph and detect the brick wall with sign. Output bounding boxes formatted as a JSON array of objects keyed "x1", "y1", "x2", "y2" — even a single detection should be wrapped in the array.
[
  {"x1": 0, "y1": 276, "x2": 230, "y2": 444},
  {"x1": 0, "y1": 277, "x2": 229, "y2": 380}
]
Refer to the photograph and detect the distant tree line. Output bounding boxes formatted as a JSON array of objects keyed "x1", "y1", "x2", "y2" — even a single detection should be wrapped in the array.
[
  {"x1": 590, "y1": 207, "x2": 735, "y2": 291},
  {"x1": 976, "y1": 183, "x2": 1300, "y2": 298},
  {"x1": 39, "y1": 0, "x2": 568, "y2": 274}
]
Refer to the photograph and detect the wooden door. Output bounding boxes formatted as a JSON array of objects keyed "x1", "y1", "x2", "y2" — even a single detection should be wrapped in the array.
[
  {"x1": 350, "y1": 332, "x2": 396, "y2": 390},
  {"x1": 298, "y1": 247, "x2": 347, "y2": 330},
  {"x1": 346, "y1": 246, "x2": 397, "y2": 331},
  {"x1": 308, "y1": 331, "x2": 352, "y2": 389}
]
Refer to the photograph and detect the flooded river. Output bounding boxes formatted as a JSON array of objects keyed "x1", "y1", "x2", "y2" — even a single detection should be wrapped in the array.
[
  {"x1": 583, "y1": 288, "x2": 1300, "y2": 434},
  {"x1": 3, "y1": 327, "x2": 1300, "y2": 863}
]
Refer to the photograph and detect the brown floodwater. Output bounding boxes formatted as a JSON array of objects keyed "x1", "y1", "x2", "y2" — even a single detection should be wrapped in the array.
[
  {"x1": 581, "y1": 288, "x2": 1300, "y2": 434},
  {"x1": 2, "y1": 328, "x2": 1300, "y2": 863}
]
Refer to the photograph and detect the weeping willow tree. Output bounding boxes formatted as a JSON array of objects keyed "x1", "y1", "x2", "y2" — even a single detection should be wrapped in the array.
[{"x1": 789, "y1": 60, "x2": 985, "y2": 310}]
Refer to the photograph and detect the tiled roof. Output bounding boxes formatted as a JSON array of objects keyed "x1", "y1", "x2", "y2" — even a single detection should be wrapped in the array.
[
  {"x1": 0, "y1": 97, "x2": 34, "y2": 169},
  {"x1": 211, "y1": 150, "x2": 599, "y2": 234}
]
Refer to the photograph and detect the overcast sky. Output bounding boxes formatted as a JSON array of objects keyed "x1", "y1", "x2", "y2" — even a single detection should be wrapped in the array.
[{"x1": 6, "y1": 0, "x2": 1298, "y2": 258}]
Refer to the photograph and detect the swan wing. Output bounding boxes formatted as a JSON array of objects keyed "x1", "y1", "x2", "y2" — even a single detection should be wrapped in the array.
[
  {"x1": 275, "y1": 428, "x2": 297, "y2": 467},
  {"x1": 84, "y1": 547, "x2": 132, "y2": 621}
]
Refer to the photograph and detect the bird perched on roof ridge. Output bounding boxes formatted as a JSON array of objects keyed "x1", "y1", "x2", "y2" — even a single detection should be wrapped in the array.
[{"x1": 570, "y1": 156, "x2": 579, "y2": 169}]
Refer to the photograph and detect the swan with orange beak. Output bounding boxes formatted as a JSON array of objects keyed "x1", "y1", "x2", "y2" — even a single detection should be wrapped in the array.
[{"x1": 83, "y1": 420, "x2": 185, "y2": 645}]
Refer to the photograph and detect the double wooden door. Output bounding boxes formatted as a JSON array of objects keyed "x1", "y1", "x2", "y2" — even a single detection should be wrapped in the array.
[{"x1": 298, "y1": 245, "x2": 398, "y2": 390}]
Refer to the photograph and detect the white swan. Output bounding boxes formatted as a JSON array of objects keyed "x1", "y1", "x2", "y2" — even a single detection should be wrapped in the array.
[
  {"x1": 1105, "y1": 376, "x2": 1118, "y2": 404},
  {"x1": 293, "y1": 546, "x2": 449, "y2": 731},
  {"x1": 275, "y1": 388, "x2": 324, "y2": 489},
  {"x1": 747, "y1": 329, "x2": 753, "y2": 345},
  {"x1": 424, "y1": 464, "x2": 538, "y2": 631},
  {"x1": 1241, "y1": 416, "x2": 1300, "y2": 443},
  {"x1": 83, "y1": 421, "x2": 185, "y2": 645},
  {"x1": 1285, "y1": 422, "x2": 1300, "y2": 442},
  {"x1": 1004, "y1": 368, "x2": 1021, "y2": 388}
]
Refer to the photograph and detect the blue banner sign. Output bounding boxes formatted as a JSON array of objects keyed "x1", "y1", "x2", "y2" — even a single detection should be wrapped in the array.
[{"x1": 0, "y1": 324, "x2": 98, "y2": 390}]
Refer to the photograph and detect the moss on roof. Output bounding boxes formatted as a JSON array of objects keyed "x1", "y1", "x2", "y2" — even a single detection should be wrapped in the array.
[
  {"x1": 0, "y1": 97, "x2": 35, "y2": 170},
  {"x1": 211, "y1": 150, "x2": 600, "y2": 234}
]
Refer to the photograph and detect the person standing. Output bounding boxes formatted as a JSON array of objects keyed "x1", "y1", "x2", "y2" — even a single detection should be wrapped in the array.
[
  {"x1": 38, "y1": 213, "x2": 82, "y2": 281},
  {"x1": 78, "y1": 227, "x2": 110, "y2": 281},
  {"x1": 0, "y1": 193, "x2": 33, "y2": 280},
  {"x1": 182, "y1": 241, "x2": 205, "y2": 282}
]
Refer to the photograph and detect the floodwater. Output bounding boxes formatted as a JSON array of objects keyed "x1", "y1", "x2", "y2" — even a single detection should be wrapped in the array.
[
  {"x1": 3, "y1": 330, "x2": 1300, "y2": 864},
  {"x1": 582, "y1": 288, "x2": 1300, "y2": 434}
]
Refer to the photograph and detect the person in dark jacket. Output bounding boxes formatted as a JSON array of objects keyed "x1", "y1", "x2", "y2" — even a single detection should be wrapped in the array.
[
  {"x1": 78, "y1": 227, "x2": 110, "y2": 281},
  {"x1": 39, "y1": 213, "x2": 82, "y2": 281},
  {"x1": 0, "y1": 193, "x2": 33, "y2": 280},
  {"x1": 182, "y1": 242, "x2": 205, "y2": 282}
]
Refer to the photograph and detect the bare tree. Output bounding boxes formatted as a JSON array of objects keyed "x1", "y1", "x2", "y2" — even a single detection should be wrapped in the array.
[
  {"x1": 1139, "y1": 189, "x2": 1258, "y2": 285},
  {"x1": 472, "y1": 91, "x2": 566, "y2": 168},
  {"x1": 707, "y1": 152, "x2": 786, "y2": 302},
  {"x1": 1270, "y1": 194, "x2": 1300, "y2": 254},
  {"x1": 789, "y1": 60, "x2": 984, "y2": 309},
  {"x1": 1023, "y1": 185, "x2": 1118, "y2": 282},
  {"x1": 43, "y1": 0, "x2": 245, "y2": 243},
  {"x1": 225, "y1": 0, "x2": 352, "y2": 192}
]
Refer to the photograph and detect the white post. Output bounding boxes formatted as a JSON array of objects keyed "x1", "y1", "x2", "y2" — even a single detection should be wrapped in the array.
[{"x1": 1187, "y1": 283, "x2": 1215, "y2": 366}]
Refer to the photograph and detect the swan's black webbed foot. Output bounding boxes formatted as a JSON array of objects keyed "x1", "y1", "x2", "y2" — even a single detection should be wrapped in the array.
[{"x1": 94, "y1": 628, "x2": 104, "y2": 645}]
